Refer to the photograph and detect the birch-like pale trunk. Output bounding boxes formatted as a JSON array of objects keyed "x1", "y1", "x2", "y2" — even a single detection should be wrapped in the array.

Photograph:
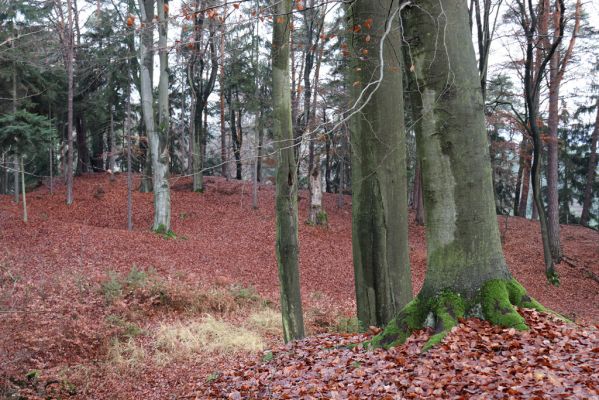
[
  {"x1": 272, "y1": 0, "x2": 305, "y2": 343},
  {"x1": 138, "y1": 0, "x2": 170, "y2": 231},
  {"x1": 154, "y1": 0, "x2": 171, "y2": 231}
]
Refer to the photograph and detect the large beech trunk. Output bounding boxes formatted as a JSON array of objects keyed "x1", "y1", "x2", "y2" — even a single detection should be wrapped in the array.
[
  {"x1": 348, "y1": 0, "x2": 412, "y2": 327},
  {"x1": 372, "y1": 0, "x2": 543, "y2": 351},
  {"x1": 272, "y1": 0, "x2": 305, "y2": 343}
]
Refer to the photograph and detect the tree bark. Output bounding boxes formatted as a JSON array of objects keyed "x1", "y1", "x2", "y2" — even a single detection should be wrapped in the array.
[
  {"x1": 272, "y1": 0, "x2": 305, "y2": 343},
  {"x1": 580, "y1": 97, "x2": 598, "y2": 227},
  {"x1": 348, "y1": 0, "x2": 412, "y2": 327},
  {"x1": 154, "y1": 0, "x2": 171, "y2": 230},
  {"x1": 66, "y1": 0, "x2": 75, "y2": 205},
  {"x1": 373, "y1": 0, "x2": 541, "y2": 351}
]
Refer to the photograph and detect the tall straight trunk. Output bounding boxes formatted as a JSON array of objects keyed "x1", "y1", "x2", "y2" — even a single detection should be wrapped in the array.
[
  {"x1": 126, "y1": 87, "x2": 133, "y2": 231},
  {"x1": 153, "y1": 0, "x2": 171, "y2": 231},
  {"x1": 404, "y1": 0, "x2": 510, "y2": 299},
  {"x1": 348, "y1": 0, "x2": 412, "y2": 327},
  {"x1": 580, "y1": 97, "x2": 599, "y2": 227},
  {"x1": 272, "y1": 0, "x2": 305, "y2": 343},
  {"x1": 519, "y1": 0, "x2": 564, "y2": 281},
  {"x1": 12, "y1": 36, "x2": 19, "y2": 203},
  {"x1": 109, "y1": 106, "x2": 116, "y2": 176},
  {"x1": 219, "y1": 12, "x2": 228, "y2": 179},
  {"x1": 252, "y1": 5, "x2": 260, "y2": 209},
  {"x1": 66, "y1": 0, "x2": 74, "y2": 205},
  {"x1": 138, "y1": 0, "x2": 153, "y2": 193},
  {"x1": 13, "y1": 156, "x2": 19, "y2": 203},
  {"x1": 545, "y1": 0, "x2": 580, "y2": 252},
  {"x1": 20, "y1": 156, "x2": 27, "y2": 223},
  {"x1": 546, "y1": 50, "x2": 561, "y2": 260}
]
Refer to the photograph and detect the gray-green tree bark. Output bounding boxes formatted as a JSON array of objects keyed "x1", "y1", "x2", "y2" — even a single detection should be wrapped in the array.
[
  {"x1": 372, "y1": 0, "x2": 545, "y2": 351},
  {"x1": 138, "y1": 0, "x2": 170, "y2": 231},
  {"x1": 348, "y1": 0, "x2": 412, "y2": 328},
  {"x1": 272, "y1": 0, "x2": 305, "y2": 343}
]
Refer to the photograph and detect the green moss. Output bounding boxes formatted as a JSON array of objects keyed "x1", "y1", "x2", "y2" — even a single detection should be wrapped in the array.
[
  {"x1": 421, "y1": 292, "x2": 465, "y2": 351},
  {"x1": 154, "y1": 225, "x2": 177, "y2": 239},
  {"x1": 316, "y1": 210, "x2": 328, "y2": 225},
  {"x1": 369, "y1": 298, "x2": 427, "y2": 349},
  {"x1": 480, "y1": 280, "x2": 527, "y2": 330}
]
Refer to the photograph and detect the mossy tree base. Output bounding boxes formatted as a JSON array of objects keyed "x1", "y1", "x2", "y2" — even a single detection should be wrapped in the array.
[{"x1": 369, "y1": 279, "x2": 546, "y2": 352}]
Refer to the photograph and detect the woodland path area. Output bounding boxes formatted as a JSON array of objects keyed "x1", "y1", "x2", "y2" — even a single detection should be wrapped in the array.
[{"x1": 0, "y1": 174, "x2": 598, "y2": 399}]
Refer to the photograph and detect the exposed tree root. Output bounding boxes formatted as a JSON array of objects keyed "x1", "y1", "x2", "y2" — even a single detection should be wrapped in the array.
[{"x1": 369, "y1": 279, "x2": 548, "y2": 352}]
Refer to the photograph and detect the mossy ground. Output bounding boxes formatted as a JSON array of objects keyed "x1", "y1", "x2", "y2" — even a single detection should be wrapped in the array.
[{"x1": 370, "y1": 279, "x2": 548, "y2": 352}]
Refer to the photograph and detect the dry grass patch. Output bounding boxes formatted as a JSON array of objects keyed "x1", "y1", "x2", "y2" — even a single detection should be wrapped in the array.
[
  {"x1": 154, "y1": 316, "x2": 264, "y2": 364},
  {"x1": 247, "y1": 308, "x2": 283, "y2": 335},
  {"x1": 107, "y1": 338, "x2": 146, "y2": 368}
]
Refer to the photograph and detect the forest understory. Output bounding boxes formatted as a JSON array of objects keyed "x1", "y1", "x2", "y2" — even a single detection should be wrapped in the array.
[{"x1": 1, "y1": 174, "x2": 597, "y2": 399}]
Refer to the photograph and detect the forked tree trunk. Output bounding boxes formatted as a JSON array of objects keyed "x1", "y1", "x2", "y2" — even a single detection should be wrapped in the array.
[
  {"x1": 373, "y1": 0, "x2": 543, "y2": 351},
  {"x1": 272, "y1": 0, "x2": 305, "y2": 343},
  {"x1": 348, "y1": 0, "x2": 412, "y2": 328}
]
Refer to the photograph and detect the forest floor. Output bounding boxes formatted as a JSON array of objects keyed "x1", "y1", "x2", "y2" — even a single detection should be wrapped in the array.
[{"x1": 0, "y1": 174, "x2": 597, "y2": 399}]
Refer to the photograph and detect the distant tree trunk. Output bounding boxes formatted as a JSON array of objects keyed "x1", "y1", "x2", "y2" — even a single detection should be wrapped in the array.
[
  {"x1": 518, "y1": 0, "x2": 564, "y2": 282},
  {"x1": 138, "y1": 0, "x2": 153, "y2": 194},
  {"x1": 109, "y1": 106, "x2": 116, "y2": 178},
  {"x1": 272, "y1": 0, "x2": 305, "y2": 343},
  {"x1": 219, "y1": 9, "x2": 228, "y2": 179},
  {"x1": 228, "y1": 88, "x2": 243, "y2": 180},
  {"x1": 513, "y1": 139, "x2": 524, "y2": 215},
  {"x1": 138, "y1": 0, "x2": 169, "y2": 230},
  {"x1": 545, "y1": 0, "x2": 580, "y2": 258},
  {"x1": 126, "y1": 87, "x2": 133, "y2": 231},
  {"x1": 66, "y1": 0, "x2": 75, "y2": 205},
  {"x1": 546, "y1": 51, "x2": 561, "y2": 259},
  {"x1": 413, "y1": 161, "x2": 424, "y2": 226},
  {"x1": 13, "y1": 156, "x2": 19, "y2": 203},
  {"x1": 189, "y1": 6, "x2": 218, "y2": 192},
  {"x1": 153, "y1": 0, "x2": 171, "y2": 230},
  {"x1": 518, "y1": 141, "x2": 532, "y2": 218},
  {"x1": 20, "y1": 156, "x2": 27, "y2": 223},
  {"x1": 348, "y1": 0, "x2": 412, "y2": 328},
  {"x1": 75, "y1": 114, "x2": 90, "y2": 174},
  {"x1": 580, "y1": 97, "x2": 599, "y2": 227}
]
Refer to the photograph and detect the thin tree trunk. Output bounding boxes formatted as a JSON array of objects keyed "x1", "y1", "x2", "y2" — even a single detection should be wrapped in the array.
[
  {"x1": 138, "y1": 0, "x2": 153, "y2": 194},
  {"x1": 518, "y1": 141, "x2": 532, "y2": 217},
  {"x1": 349, "y1": 0, "x2": 412, "y2": 327},
  {"x1": 546, "y1": 49, "x2": 561, "y2": 260},
  {"x1": 20, "y1": 156, "x2": 27, "y2": 223},
  {"x1": 220, "y1": 6, "x2": 228, "y2": 179},
  {"x1": 126, "y1": 84, "x2": 133, "y2": 231},
  {"x1": 272, "y1": 0, "x2": 305, "y2": 342},
  {"x1": 66, "y1": 0, "x2": 74, "y2": 205},
  {"x1": 13, "y1": 156, "x2": 19, "y2": 203},
  {"x1": 109, "y1": 108, "x2": 116, "y2": 180}
]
